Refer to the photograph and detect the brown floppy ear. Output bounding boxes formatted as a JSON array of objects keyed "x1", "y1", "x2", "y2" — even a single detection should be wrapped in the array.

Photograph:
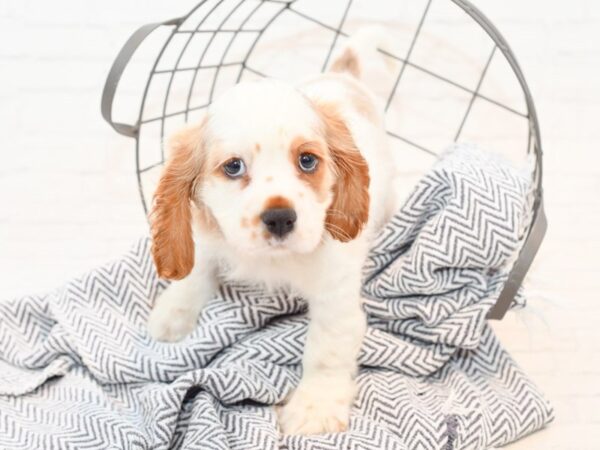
[
  {"x1": 315, "y1": 102, "x2": 370, "y2": 242},
  {"x1": 150, "y1": 122, "x2": 204, "y2": 280}
]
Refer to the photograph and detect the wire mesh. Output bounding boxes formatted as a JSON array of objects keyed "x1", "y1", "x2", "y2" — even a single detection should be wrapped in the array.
[{"x1": 102, "y1": 0, "x2": 545, "y2": 320}]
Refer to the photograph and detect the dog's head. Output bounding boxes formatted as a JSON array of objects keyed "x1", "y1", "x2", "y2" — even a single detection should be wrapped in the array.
[{"x1": 150, "y1": 80, "x2": 370, "y2": 280}]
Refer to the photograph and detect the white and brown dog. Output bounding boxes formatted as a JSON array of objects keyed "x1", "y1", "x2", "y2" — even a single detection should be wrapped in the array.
[{"x1": 147, "y1": 30, "x2": 395, "y2": 435}]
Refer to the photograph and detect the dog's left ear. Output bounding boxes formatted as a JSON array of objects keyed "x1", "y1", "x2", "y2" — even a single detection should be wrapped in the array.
[
  {"x1": 315, "y1": 102, "x2": 370, "y2": 242},
  {"x1": 150, "y1": 122, "x2": 204, "y2": 280}
]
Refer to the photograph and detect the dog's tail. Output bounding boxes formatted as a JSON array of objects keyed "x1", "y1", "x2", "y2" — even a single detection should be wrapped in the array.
[{"x1": 329, "y1": 26, "x2": 396, "y2": 82}]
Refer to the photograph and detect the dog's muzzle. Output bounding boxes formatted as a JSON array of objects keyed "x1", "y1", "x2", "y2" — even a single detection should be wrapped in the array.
[{"x1": 260, "y1": 208, "x2": 297, "y2": 239}]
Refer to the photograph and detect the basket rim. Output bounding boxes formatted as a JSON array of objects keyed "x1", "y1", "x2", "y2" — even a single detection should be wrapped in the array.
[{"x1": 101, "y1": 0, "x2": 546, "y2": 320}]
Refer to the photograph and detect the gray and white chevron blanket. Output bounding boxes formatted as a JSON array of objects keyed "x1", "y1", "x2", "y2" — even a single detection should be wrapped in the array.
[{"x1": 0, "y1": 145, "x2": 553, "y2": 449}]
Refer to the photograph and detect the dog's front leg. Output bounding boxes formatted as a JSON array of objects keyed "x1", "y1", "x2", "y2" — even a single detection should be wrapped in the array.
[
  {"x1": 147, "y1": 245, "x2": 217, "y2": 342},
  {"x1": 278, "y1": 270, "x2": 366, "y2": 435}
]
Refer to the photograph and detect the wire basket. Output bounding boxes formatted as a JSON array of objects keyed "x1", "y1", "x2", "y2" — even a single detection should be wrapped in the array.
[{"x1": 101, "y1": 0, "x2": 547, "y2": 320}]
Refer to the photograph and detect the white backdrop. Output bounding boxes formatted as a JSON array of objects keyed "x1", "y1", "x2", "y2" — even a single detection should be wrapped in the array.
[{"x1": 1, "y1": 1, "x2": 599, "y2": 448}]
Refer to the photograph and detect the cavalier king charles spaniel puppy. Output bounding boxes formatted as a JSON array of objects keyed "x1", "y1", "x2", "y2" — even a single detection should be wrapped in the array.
[{"x1": 147, "y1": 30, "x2": 395, "y2": 435}]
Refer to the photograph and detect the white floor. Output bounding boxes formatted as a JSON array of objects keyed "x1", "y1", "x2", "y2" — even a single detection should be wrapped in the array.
[{"x1": 1, "y1": 0, "x2": 599, "y2": 448}]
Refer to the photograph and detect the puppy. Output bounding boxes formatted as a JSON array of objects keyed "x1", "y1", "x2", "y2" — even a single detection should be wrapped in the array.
[{"x1": 147, "y1": 32, "x2": 394, "y2": 435}]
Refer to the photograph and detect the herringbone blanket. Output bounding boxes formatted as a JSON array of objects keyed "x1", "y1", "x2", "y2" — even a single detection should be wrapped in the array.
[{"x1": 0, "y1": 145, "x2": 553, "y2": 449}]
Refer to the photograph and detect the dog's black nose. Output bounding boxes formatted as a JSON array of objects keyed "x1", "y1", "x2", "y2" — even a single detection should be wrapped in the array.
[{"x1": 260, "y1": 208, "x2": 297, "y2": 238}]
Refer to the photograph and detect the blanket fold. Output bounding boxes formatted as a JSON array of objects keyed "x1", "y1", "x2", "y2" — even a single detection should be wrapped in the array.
[{"x1": 0, "y1": 144, "x2": 552, "y2": 449}]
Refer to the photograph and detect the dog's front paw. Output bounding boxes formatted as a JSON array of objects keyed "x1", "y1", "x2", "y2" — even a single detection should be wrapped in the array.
[
  {"x1": 278, "y1": 377, "x2": 355, "y2": 435},
  {"x1": 147, "y1": 302, "x2": 199, "y2": 342}
]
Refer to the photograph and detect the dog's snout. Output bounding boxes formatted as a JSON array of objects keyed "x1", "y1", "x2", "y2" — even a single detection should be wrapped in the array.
[{"x1": 260, "y1": 208, "x2": 297, "y2": 238}]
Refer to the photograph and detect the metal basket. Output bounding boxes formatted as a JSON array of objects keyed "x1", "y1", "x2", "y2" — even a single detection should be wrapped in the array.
[{"x1": 101, "y1": 0, "x2": 547, "y2": 320}]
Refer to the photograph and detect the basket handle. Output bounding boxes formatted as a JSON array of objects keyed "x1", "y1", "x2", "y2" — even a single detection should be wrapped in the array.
[
  {"x1": 101, "y1": 18, "x2": 181, "y2": 138},
  {"x1": 487, "y1": 200, "x2": 547, "y2": 320}
]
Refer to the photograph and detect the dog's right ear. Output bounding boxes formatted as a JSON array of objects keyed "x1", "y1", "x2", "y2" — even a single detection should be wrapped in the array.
[
  {"x1": 150, "y1": 121, "x2": 205, "y2": 280},
  {"x1": 313, "y1": 102, "x2": 370, "y2": 242}
]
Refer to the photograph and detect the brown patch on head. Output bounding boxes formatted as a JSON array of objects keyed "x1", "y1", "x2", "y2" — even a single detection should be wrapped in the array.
[
  {"x1": 254, "y1": 143, "x2": 261, "y2": 154},
  {"x1": 289, "y1": 137, "x2": 329, "y2": 202},
  {"x1": 150, "y1": 120, "x2": 206, "y2": 280},
  {"x1": 265, "y1": 176, "x2": 273, "y2": 182},
  {"x1": 240, "y1": 217, "x2": 249, "y2": 228},
  {"x1": 330, "y1": 47, "x2": 360, "y2": 78},
  {"x1": 264, "y1": 195, "x2": 293, "y2": 210},
  {"x1": 313, "y1": 101, "x2": 370, "y2": 242}
]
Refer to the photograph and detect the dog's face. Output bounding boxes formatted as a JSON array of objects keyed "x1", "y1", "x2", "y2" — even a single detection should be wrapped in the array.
[{"x1": 150, "y1": 81, "x2": 370, "y2": 280}]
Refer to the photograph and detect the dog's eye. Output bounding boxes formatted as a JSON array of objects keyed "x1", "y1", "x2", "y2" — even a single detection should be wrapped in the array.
[
  {"x1": 223, "y1": 158, "x2": 246, "y2": 178},
  {"x1": 298, "y1": 153, "x2": 318, "y2": 173}
]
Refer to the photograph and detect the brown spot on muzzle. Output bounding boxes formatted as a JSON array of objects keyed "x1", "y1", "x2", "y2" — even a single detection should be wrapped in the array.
[
  {"x1": 264, "y1": 195, "x2": 293, "y2": 210},
  {"x1": 257, "y1": 197, "x2": 295, "y2": 236}
]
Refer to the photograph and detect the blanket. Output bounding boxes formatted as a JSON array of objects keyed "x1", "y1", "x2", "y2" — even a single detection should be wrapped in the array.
[{"x1": 0, "y1": 144, "x2": 553, "y2": 449}]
